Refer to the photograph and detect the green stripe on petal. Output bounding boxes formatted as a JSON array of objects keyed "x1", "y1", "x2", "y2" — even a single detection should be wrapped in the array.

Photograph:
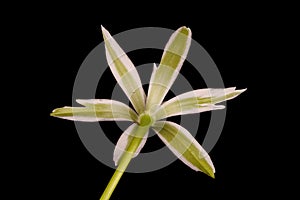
[
  {"x1": 146, "y1": 26, "x2": 191, "y2": 111},
  {"x1": 114, "y1": 124, "x2": 149, "y2": 166},
  {"x1": 197, "y1": 88, "x2": 247, "y2": 105},
  {"x1": 160, "y1": 27, "x2": 190, "y2": 69},
  {"x1": 50, "y1": 99, "x2": 138, "y2": 122},
  {"x1": 155, "y1": 88, "x2": 246, "y2": 120},
  {"x1": 101, "y1": 26, "x2": 146, "y2": 114},
  {"x1": 153, "y1": 121, "x2": 215, "y2": 178}
]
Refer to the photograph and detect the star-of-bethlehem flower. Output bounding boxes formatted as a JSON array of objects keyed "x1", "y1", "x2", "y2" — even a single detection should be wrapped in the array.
[{"x1": 51, "y1": 26, "x2": 246, "y2": 200}]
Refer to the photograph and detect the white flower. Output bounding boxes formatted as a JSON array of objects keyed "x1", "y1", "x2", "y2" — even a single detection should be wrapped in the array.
[{"x1": 51, "y1": 26, "x2": 246, "y2": 199}]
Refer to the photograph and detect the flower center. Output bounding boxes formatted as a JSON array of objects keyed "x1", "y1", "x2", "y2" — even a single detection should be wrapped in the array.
[{"x1": 139, "y1": 113, "x2": 153, "y2": 127}]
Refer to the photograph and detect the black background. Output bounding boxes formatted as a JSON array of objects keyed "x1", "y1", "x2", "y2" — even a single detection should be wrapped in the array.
[{"x1": 38, "y1": 8, "x2": 288, "y2": 200}]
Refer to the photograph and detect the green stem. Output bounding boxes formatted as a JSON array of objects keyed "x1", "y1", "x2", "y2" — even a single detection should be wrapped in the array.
[{"x1": 99, "y1": 125, "x2": 149, "y2": 200}]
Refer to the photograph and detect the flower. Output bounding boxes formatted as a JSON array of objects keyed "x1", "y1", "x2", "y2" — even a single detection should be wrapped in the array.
[{"x1": 51, "y1": 26, "x2": 246, "y2": 200}]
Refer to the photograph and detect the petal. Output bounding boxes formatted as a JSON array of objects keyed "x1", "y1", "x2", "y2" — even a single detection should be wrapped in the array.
[
  {"x1": 113, "y1": 124, "x2": 149, "y2": 166},
  {"x1": 50, "y1": 99, "x2": 138, "y2": 122},
  {"x1": 155, "y1": 88, "x2": 246, "y2": 120},
  {"x1": 101, "y1": 26, "x2": 146, "y2": 114},
  {"x1": 152, "y1": 121, "x2": 215, "y2": 178},
  {"x1": 146, "y1": 26, "x2": 191, "y2": 111}
]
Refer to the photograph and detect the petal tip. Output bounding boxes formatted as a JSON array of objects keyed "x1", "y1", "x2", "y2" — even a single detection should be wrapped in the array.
[
  {"x1": 50, "y1": 108, "x2": 60, "y2": 115},
  {"x1": 209, "y1": 172, "x2": 215, "y2": 179},
  {"x1": 100, "y1": 25, "x2": 106, "y2": 32},
  {"x1": 179, "y1": 26, "x2": 191, "y2": 36},
  {"x1": 153, "y1": 63, "x2": 157, "y2": 68},
  {"x1": 101, "y1": 25, "x2": 110, "y2": 40},
  {"x1": 239, "y1": 88, "x2": 247, "y2": 93},
  {"x1": 113, "y1": 158, "x2": 118, "y2": 166}
]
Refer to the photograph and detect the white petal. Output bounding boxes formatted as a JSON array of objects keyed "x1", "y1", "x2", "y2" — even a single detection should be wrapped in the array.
[
  {"x1": 146, "y1": 27, "x2": 192, "y2": 110},
  {"x1": 51, "y1": 99, "x2": 138, "y2": 122},
  {"x1": 153, "y1": 121, "x2": 215, "y2": 177},
  {"x1": 102, "y1": 26, "x2": 146, "y2": 114},
  {"x1": 155, "y1": 87, "x2": 246, "y2": 120},
  {"x1": 113, "y1": 124, "x2": 149, "y2": 166}
]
